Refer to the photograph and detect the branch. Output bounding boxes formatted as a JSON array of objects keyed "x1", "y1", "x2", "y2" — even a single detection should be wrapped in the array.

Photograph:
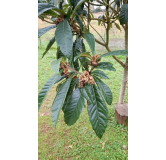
[
  {"x1": 88, "y1": 2, "x2": 103, "y2": 6},
  {"x1": 88, "y1": 1, "x2": 90, "y2": 30},
  {"x1": 95, "y1": 38, "x2": 106, "y2": 46},
  {"x1": 66, "y1": 66, "x2": 82, "y2": 74},
  {"x1": 89, "y1": 23, "x2": 105, "y2": 43}
]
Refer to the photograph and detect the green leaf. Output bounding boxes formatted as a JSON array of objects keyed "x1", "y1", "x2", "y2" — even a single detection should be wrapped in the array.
[
  {"x1": 75, "y1": 15, "x2": 83, "y2": 31},
  {"x1": 66, "y1": 6, "x2": 72, "y2": 20},
  {"x1": 62, "y1": 78, "x2": 78, "y2": 112},
  {"x1": 38, "y1": 24, "x2": 56, "y2": 38},
  {"x1": 38, "y1": 3, "x2": 66, "y2": 16},
  {"x1": 93, "y1": 76, "x2": 113, "y2": 105},
  {"x1": 56, "y1": 47, "x2": 66, "y2": 60},
  {"x1": 64, "y1": 88, "x2": 85, "y2": 126},
  {"x1": 54, "y1": 74, "x2": 66, "y2": 84},
  {"x1": 114, "y1": 22, "x2": 121, "y2": 31},
  {"x1": 119, "y1": 4, "x2": 128, "y2": 25},
  {"x1": 80, "y1": 84, "x2": 94, "y2": 105},
  {"x1": 115, "y1": 0, "x2": 120, "y2": 7},
  {"x1": 88, "y1": 85, "x2": 108, "y2": 139},
  {"x1": 42, "y1": 36, "x2": 55, "y2": 58},
  {"x1": 43, "y1": 10, "x2": 58, "y2": 16},
  {"x1": 51, "y1": 58, "x2": 62, "y2": 74},
  {"x1": 52, "y1": 74, "x2": 73, "y2": 127},
  {"x1": 83, "y1": 32, "x2": 95, "y2": 55},
  {"x1": 38, "y1": 73, "x2": 57, "y2": 110},
  {"x1": 55, "y1": 20, "x2": 73, "y2": 59},
  {"x1": 92, "y1": 70, "x2": 109, "y2": 79},
  {"x1": 74, "y1": 52, "x2": 92, "y2": 61},
  {"x1": 95, "y1": 62, "x2": 116, "y2": 71},
  {"x1": 100, "y1": 50, "x2": 128, "y2": 58},
  {"x1": 71, "y1": 0, "x2": 85, "y2": 17}
]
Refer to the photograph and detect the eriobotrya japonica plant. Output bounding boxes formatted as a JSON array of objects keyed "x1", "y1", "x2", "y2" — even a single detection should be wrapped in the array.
[{"x1": 38, "y1": 0, "x2": 128, "y2": 138}]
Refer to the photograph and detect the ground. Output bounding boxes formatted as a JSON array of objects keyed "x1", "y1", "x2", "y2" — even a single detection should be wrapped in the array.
[{"x1": 38, "y1": 12, "x2": 128, "y2": 160}]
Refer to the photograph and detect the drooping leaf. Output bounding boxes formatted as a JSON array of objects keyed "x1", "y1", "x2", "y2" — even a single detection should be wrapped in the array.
[
  {"x1": 38, "y1": 3, "x2": 66, "y2": 16},
  {"x1": 114, "y1": 22, "x2": 121, "y2": 31},
  {"x1": 51, "y1": 58, "x2": 62, "y2": 74},
  {"x1": 64, "y1": 88, "x2": 85, "y2": 126},
  {"x1": 54, "y1": 74, "x2": 65, "y2": 84},
  {"x1": 74, "y1": 52, "x2": 92, "y2": 61},
  {"x1": 100, "y1": 50, "x2": 128, "y2": 58},
  {"x1": 98, "y1": 15, "x2": 102, "y2": 26},
  {"x1": 92, "y1": 70, "x2": 109, "y2": 79},
  {"x1": 38, "y1": 73, "x2": 59, "y2": 110},
  {"x1": 43, "y1": 10, "x2": 58, "y2": 16},
  {"x1": 95, "y1": 62, "x2": 116, "y2": 71},
  {"x1": 93, "y1": 76, "x2": 113, "y2": 105},
  {"x1": 65, "y1": 6, "x2": 72, "y2": 20},
  {"x1": 83, "y1": 32, "x2": 95, "y2": 55},
  {"x1": 55, "y1": 20, "x2": 73, "y2": 59},
  {"x1": 62, "y1": 78, "x2": 78, "y2": 112},
  {"x1": 80, "y1": 84, "x2": 94, "y2": 105},
  {"x1": 71, "y1": 0, "x2": 85, "y2": 16},
  {"x1": 75, "y1": 15, "x2": 83, "y2": 31},
  {"x1": 38, "y1": 24, "x2": 56, "y2": 38},
  {"x1": 119, "y1": 4, "x2": 128, "y2": 25},
  {"x1": 115, "y1": 0, "x2": 120, "y2": 7},
  {"x1": 52, "y1": 74, "x2": 73, "y2": 127},
  {"x1": 42, "y1": 37, "x2": 55, "y2": 58},
  {"x1": 88, "y1": 85, "x2": 108, "y2": 139}
]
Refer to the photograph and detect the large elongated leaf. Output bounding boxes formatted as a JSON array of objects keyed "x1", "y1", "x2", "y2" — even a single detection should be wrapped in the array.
[
  {"x1": 93, "y1": 76, "x2": 113, "y2": 105},
  {"x1": 80, "y1": 84, "x2": 94, "y2": 105},
  {"x1": 54, "y1": 74, "x2": 65, "y2": 84},
  {"x1": 52, "y1": 74, "x2": 73, "y2": 127},
  {"x1": 38, "y1": 73, "x2": 57, "y2": 110},
  {"x1": 51, "y1": 58, "x2": 62, "y2": 74},
  {"x1": 62, "y1": 78, "x2": 78, "y2": 112},
  {"x1": 55, "y1": 20, "x2": 73, "y2": 59},
  {"x1": 42, "y1": 36, "x2": 55, "y2": 58},
  {"x1": 88, "y1": 85, "x2": 108, "y2": 139},
  {"x1": 64, "y1": 88, "x2": 85, "y2": 125},
  {"x1": 38, "y1": 24, "x2": 56, "y2": 38},
  {"x1": 92, "y1": 70, "x2": 109, "y2": 79},
  {"x1": 38, "y1": 3, "x2": 65, "y2": 16},
  {"x1": 83, "y1": 32, "x2": 95, "y2": 55},
  {"x1": 95, "y1": 62, "x2": 116, "y2": 71},
  {"x1": 100, "y1": 50, "x2": 128, "y2": 58},
  {"x1": 119, "y1": 4, "x2": 128, "y2": 25}
]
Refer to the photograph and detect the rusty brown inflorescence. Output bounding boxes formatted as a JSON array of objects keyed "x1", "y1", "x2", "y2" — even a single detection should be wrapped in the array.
[
  {"x1": 90, "y1": 55, "x2": 101, "y2": 67},
  {"x1": 59, "y1": 62, "x2": 70, "y2": 78},
  {"x1": 72, "y1": 75, "x2": 78, "y2": 80},
  {"x1": 54, "y1": 15, "x2": 64, "y2": 25},
  {"x1": 54, "y1": 16, "x2": 79, "y2": 34},
  {"x1": 78, "y1": 71, "x2": 95, "y2": 88},
  {"x1": 68, "y1": 18, "x2": 79, "y2": 33}
]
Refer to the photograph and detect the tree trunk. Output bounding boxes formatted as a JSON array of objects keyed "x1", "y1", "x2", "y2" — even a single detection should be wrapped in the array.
[{"x1": 118, "y1": 23, "x2": 128, "y2": 104}]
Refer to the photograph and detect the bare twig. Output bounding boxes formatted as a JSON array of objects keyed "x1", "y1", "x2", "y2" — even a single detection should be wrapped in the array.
[
  {"x1": 95, "y1": 38, "x2": 106, "y2": 46},
  {"x1": 90, "y1": 24, "x2": 106, "y2": 43}
]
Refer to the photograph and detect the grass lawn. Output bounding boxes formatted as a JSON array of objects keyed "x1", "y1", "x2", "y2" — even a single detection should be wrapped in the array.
[{"x1": 38, "y1": 14, "x2": 128, "y2": 160}]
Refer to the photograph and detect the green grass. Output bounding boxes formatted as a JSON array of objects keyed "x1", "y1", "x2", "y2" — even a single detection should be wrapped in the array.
[{"x1": 38, "y1": 41, "x2": 128, "y2": 160}]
